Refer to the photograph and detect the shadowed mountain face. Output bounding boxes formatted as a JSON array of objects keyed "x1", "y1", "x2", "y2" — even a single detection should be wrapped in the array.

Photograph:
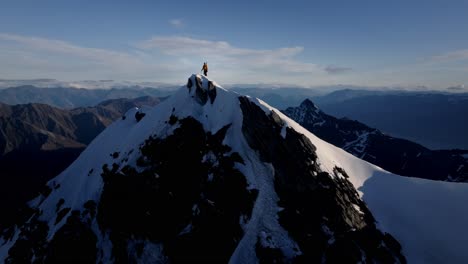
[
  {"x1": 283, "y1": 99, "x2": 468, "y2": 182},
  {"x1": 0, "y1": 97, "x2": 162, "y2": 229}
]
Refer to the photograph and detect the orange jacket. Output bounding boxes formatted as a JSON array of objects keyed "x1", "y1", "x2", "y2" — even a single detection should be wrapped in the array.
[{"x1": 202, "y1": 63, "x2": 208, "y2": 71}]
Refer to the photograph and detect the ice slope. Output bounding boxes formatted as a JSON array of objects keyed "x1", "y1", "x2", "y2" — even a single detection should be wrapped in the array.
[{"x1": 1, "y1": 74, "x2": 468, "y2": 263}]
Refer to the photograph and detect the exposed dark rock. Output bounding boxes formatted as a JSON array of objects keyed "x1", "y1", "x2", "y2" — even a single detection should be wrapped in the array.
[
  {"x1": 207, "y1": 81, "x2": 217, "y2": 104},
  {"x1": 239, "y1": 96, "x2": 405, "y2": 263},
  {"x1": 111, "y1": 151, "x2": 119, "y2": 159},
  {"x1": 5, "y1": 206, "x2": 98, "y2": 263},
  {"x1": 97, "y1": 117, "x2": 257, "y2": 262},
  {"x1": 55, "y1": 198, "x2": 65, "y2": 213},
  {"x1": 46, "y1": 210, "x2": 97, "y2": 263},
  {"x1": 5, "y1": 213, "x2": 49, "y2": 264},
  {"x1": 83, "y1": 200, "x2": 97, "y2": 220},
  {"x1": 168, "y1": 114, "x2": 178, "y2": 125},
  {"x1": 256, "y1": 239, "x2": 285, "y2": 264},
  {"x1": 1, "y1": 206, "x2": 38, "y2": 245},
  {"x1": 190, "y1": 75, "x2": 217, "y2": 105},
  {"x1": 55, "y1": 207, "x2": 71, "y2": 225},
  {"x1": 39, "y1": 185, "x2": 52, "y2": 199},
  {"x1": 135, "y1": 111, "x2": 146, "y2": 122},
  {"x1": 194, "y1": 78, "x2": 208, "y2": 105},
  {"x1": 187, "y1": 77, "x2": 193, "y2": 92}
]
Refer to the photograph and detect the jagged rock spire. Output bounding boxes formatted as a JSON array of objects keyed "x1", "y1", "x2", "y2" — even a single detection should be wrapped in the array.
[{"x1": 186, "y1": 74, "x2": 217, "y2": 105}]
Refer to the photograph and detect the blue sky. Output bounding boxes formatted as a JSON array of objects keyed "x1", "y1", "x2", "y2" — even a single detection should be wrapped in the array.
[{"x1": 1, "y1": 0, "x2": 468, "y2": 88}]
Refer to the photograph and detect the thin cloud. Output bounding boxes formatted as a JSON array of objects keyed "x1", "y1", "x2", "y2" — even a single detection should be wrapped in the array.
[
  {"x1": 0, "y1": 33, "x2": 177, "y2": 81},
  {"x1": 169, "y1": 19, "x2": 184, "y2": 28},
  {"x1": 138, "y1": 36, "x2": 321, "y2": 74},
  {"x1": 446, "y1": 85, "x2": 466, "y2": 91},
  {"x1": 325, "y1": 66, "x2": 352, "y2": 74},
  {"x1": 0, "y1": 33, "x2": 141, "y2": 65},
  {"x1": 430, "y1": 49, "x2": 468, "y2": 63},
  {"x1": 139, "y1": 36, "x2": 302, "y2": 57},
  {"x1": 0, "y1": 33, "x2": 354, "y2": 85}
]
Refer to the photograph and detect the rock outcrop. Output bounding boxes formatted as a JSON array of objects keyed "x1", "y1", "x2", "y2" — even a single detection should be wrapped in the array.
[{"x1": 187, "y1": 75, "x2": 217, "y2": 105}]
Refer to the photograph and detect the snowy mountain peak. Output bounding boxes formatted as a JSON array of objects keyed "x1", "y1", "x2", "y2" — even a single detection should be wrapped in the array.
[
  {"x1": 1, "y1": 74, "x2": 468, "y2": 263},
  {"x1": 300, "y1": 98, "x2": 319, "y2": 110},
  {"x1": 284, "y1": 98, "x2": 324, "y2": 125},
  {"x1": 186, "y1": 74, "x2": 219, "y2": 105}
]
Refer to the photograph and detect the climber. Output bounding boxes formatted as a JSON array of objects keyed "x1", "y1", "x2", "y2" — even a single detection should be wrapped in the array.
[{"x1": 201, "y1": 62, "x2": 208, "y2": 76}]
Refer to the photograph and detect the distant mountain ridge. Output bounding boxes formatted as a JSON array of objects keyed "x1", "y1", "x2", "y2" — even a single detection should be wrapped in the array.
[
  {"x1": 0, "y1": 79, "x2": 175, "y2": 89},
  {"x1": 313, "y1": 89, "x2": 468, "y2": 149},
  {"x1": 284, "y1": 99, "x2": 468, "y2": 182},
  {"x1": 3, "y1": 85, "x2": 467, "y2": 150},
  {"x1": 0, "y1": 97, "x2": 161, "y2": 155},
  {"x1": 0, "y1": 85, "x2": 175, "y2": 108},
  {"x1": 226, "y1": 88, "x2": 468, "y2": 150},
  {"x1": 0, "y1": 96, "x2": 162, "y2": 230}
]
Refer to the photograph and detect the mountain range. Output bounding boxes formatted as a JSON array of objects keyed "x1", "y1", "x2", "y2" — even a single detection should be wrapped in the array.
[
  {"x1": 284, "y1": 99, "x2": 468, "y2": 182},
  {"x1": 0, "y1": 75, "x2": 467, "y2": 263},
  {"x1": 314, "y1": 89, "x2": 468, "y2": 149},
  {"x1": 0, "y1": 85, "x2": 173, "y2": 108},
  {"x1": 0, "y1": 96, "x2": 162, "y2": 230},
  {"x1": 0, "y1": 79, "x2": 176, "y2": 90},
  {"x1": 2, "y1": 84, "x2": 467, "y2": 150}
]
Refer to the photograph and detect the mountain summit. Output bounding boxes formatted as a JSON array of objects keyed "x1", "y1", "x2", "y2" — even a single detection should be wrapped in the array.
[{"x1": 1, "y1": 74, "x2": 468, "y2": 263}]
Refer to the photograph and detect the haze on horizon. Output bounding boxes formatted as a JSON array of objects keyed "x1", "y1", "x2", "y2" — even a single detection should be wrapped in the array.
[{"x1": 1, "y1": 0, "x2": 468, "y2": 89}]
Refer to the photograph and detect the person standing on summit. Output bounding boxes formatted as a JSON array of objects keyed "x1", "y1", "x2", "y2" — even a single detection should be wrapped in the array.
[{"x1": 201, "y1": 62, "x2": 208, "y2": 76}]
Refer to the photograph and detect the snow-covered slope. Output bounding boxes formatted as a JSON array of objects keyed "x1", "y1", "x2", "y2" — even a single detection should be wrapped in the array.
[
  {"x1": 1, "y1": 74, "x2": 468, "y2": 263},
  {"x1": 275, "y1": 102, "x2": 468, "y2": 263}
]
